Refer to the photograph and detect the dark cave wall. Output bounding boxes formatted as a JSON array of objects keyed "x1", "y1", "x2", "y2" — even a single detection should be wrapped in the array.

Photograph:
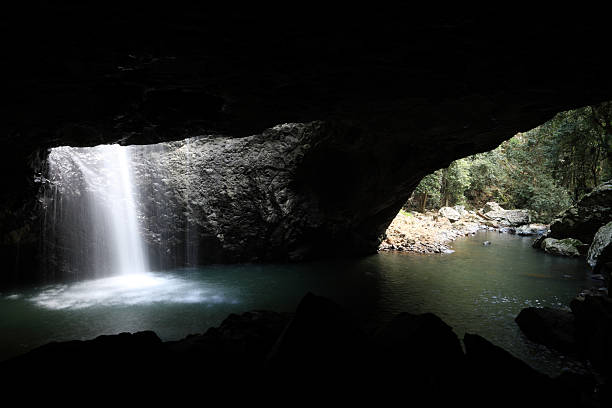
[{"x1": 2, "y1": 8, "x2": 612, "y2": 285}]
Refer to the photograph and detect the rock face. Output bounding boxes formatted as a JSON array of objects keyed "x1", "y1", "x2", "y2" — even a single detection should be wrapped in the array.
[
  {"x1": 515, "y1": 307, "x2": 576, "y2": 353},
  {"x1": 42, "y1": 122, "x2": 429, "y2": 277},
  {"x1": 588, "y1": 222, "x2": 612, "y2": 293},
  {"x1": 541, "y1": 237, "x2": 584, "y2": 257},
  {"x1": 550, "y1": 180, "x2": 612, "y2": 244},
  {"x1": 483, "y1": 202, "x2": 530, "y2": 226}
]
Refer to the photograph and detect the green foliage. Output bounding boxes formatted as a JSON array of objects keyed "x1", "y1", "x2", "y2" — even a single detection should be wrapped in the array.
[
  {"x1": 406, "y1": 101, "x2": 612, "y2": 223},
  {"x1": 440, "y1": 159, "x2": 471, "y2": 207}
]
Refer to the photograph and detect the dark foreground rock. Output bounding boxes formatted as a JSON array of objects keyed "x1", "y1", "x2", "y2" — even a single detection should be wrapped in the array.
[
  {"x1": 570, "y1": 295, "x2": 612, "y2": 373},
  {"x1": 464, "y1": 333, "x2": 588, "y2": 406},
  {"x1": 515, "y1": 307, "x2": 577, "y2": 353},
  {"x1": 1, "y1": 293, "x2": 609, "y2": 405}
]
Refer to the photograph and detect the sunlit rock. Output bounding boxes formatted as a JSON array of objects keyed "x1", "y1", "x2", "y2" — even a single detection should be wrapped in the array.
[
  {"x1": 439, "y1": 206, "x2": 461, "y2": 222},
  {"x1": 541, "y1": 238, "x2": 583, "y2": 257}
]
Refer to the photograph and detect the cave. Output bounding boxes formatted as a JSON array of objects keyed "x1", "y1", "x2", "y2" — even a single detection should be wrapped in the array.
[{"x1": 1, "y1": 6, "x2": 612, "y2": 403}]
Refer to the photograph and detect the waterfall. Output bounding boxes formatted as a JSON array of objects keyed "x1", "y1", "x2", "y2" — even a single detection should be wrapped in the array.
[{"x1": 45, "y1": 144, "x2": 148, "y2": 278}]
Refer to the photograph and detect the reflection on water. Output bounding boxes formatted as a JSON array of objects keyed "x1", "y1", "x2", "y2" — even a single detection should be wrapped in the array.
[
  {"x1": 29, "y1": 273, "x2": 234, "y2": 310},
  {"x1": 0, "y1": 231, "x2": 598, "y2": 375}
]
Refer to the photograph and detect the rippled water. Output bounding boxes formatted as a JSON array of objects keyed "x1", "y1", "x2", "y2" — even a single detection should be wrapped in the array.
[{"x1": 0, "y1": 231, "x2": 598, "y2": 375}]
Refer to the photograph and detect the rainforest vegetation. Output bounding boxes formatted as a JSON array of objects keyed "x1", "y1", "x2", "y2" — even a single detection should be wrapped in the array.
[{"x1": 407, "y1": 102, "x2": 612, "y2": 223}]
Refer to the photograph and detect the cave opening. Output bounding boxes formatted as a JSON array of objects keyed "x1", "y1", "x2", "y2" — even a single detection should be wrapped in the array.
[{"x1": 3, "y1": 7, "x2": 612, "y2": 400}]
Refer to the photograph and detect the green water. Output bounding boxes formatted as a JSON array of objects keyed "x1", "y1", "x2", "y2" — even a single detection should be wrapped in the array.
[{"x1": 0, "y1": 231, "x2": 597, "y2": 375}]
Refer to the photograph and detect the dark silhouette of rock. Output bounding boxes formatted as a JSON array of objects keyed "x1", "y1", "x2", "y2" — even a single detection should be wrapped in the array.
[
  {"x1": 166, "y1": 310, "x2": 291, "y2": 372},
  {"x1": 2, "y1": 330, "x2": 165, "y2": 380},
  {"x1": 373, "y1": 312, "x2": 465, "y2": 400},
  {"x1": 463, "y1": 333, "x2": 577, "y2": 406},
  {"x1": 570, "y1": 295, "x2": 612, "y2": 373},
  {"x1": 266, "y1": 292, "x2": 367, "y2": 377},
  {"x1": 515, "y1": 307, "x2": 577, "y2": 353}
]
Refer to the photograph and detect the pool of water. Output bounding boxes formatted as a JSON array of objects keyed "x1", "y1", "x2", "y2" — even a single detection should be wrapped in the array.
[{"x1": 0, "y1": 231, "x2": 599, "y2": 375}]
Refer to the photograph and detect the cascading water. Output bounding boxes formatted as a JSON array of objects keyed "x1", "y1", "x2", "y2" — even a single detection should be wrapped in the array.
[{"x1": 44, "y1": 144, "x2": 148, "y2": 279}]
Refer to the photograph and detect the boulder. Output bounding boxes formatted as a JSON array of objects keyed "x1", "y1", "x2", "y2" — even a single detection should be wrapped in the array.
[
  {"x1": 515, "y1": 307, "x2": 576, "y2": 353},
  {"x1": 550, "y1": 180, "x2": 612, "y2": 244},
  {"x1": 588, "y1": 222, "x2": 612, "y2": 270},
  {"x1": 588, "y1": 222, "x2": 612, "y2": 294},
  {"x1": 570, "y1": 295, "x2": 612, "y2": 373},
  {"x1": 463, "y1": 333, "x2": 572, "y2": 406},
  {"x1": 166, "y1": 310, "x2": 291, "y2": 368},
  {"x1": 516, "y1": 223, "x2": 548, "y2": 236},
  {"x1": 2, "y1": 330, "x2": 164, "y2": 375},
  {"x1": 266, "y1": 292, "x2": 368, "y2": 376},
  {"x1": 439, "y1": 206, "x2": 461, "y2": 222},
  {"x1": 453, "y1": 205, "x2": 469, "y2": 217},
  {"x1": 483, "y1": 202, "x2": 530, "y2": 227},
  {"x1": 483, "y1": 202, "x2": 504, "y2": 213},
  {"x1": 541, "y1": 237, "x2": 583, "y2": 257},
  {"x1": 374, "y1": 312, "x2": 465, "y2": 387},
  {"x1": 532, "y1": 234, "x2": 546, "y2": 249}
]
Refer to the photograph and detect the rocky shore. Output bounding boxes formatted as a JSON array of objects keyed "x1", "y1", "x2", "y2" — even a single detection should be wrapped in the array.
[{"x1": 379, "y1": 203, "x2": 544, "y2": 254}]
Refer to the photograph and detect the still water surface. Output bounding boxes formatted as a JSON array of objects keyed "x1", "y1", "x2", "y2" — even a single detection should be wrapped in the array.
[{"x1": 0, "y1": 231, "x2": 598, "y2": 374}]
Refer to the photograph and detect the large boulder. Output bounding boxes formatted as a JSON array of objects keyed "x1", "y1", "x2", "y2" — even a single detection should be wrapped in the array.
[
  {"x1": 570, "y1": 295, "x2": 612, "y2": 373},
  {"x1": 483, "y1": 202, "x2": 530, "y2": 227},
  {"x1": 588, "y1": 222, "x2": 612, "y2": 294},
  {"x1": 463, "y1": 333, "x2": 574, "y2": 406},
  {"x1": 373, "y1": 312, "x2": 465, "y2": 389},
  {"x1": 541, "y1": 237, "x2": 583, "y2": 257},
  {"x1": 266, "y1": 292, "x2": 368, "y2": 376},
  {"x1": 550, "y1": 180, "x2": 612, "y2": 244},
  {"x1": 483, "y1": 202, "x2": 504, "y2": 213},
  {"x1": 516, "y1": 224, "x2": 548, "y2": 236},
  {"x1": 2, "y1": 331, "x2": 164, "y2": 376},
  {"x1": 166, "y1": 310, "x2": 291, "y2": 369},
  {"x1": 439, "y1": 206, "x2": 461, "y2": 222},
  {"x1": 515, "y1": 307, "x2": 576, "y2": 353}
]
